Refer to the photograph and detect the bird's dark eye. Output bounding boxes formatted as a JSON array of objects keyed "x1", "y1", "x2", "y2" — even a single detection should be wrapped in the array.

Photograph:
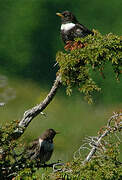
[{"x1": 63, "y1": 13, "x2": 68, "y2": 17}]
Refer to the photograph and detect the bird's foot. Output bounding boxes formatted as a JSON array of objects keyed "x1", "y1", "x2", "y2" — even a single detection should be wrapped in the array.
[
  {"x1": 64, "y1": 41, "x2": 73, "y2": 51},
  {"x1": 64, "y1": 40, "x2": 87, "y2": 51}
]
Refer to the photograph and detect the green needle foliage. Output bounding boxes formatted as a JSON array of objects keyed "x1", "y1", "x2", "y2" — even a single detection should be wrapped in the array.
[
  {"x1": 56, "y1": 31, "x2": 122, "y2": 103},
  {"x1": 50, "y1": 144, "x2": 122, "y2": 180},
  {"x1": 0, "y1": 121, "x2": 38, "y2": 179}
]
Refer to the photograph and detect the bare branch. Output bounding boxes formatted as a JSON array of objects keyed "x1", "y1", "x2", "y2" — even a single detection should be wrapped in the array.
[
  {"x1": 83, "y1": 112, "x2": 122, "y2": 163},
  {"x1": 73, "y1": 112, "x2": 122, "y2": 164},
  {"x1": 14, "y1": 74, "x2": 61, "y2": 138},
  {"x1": 83, "y1": 129, "x2": 108, "y2": 163}
]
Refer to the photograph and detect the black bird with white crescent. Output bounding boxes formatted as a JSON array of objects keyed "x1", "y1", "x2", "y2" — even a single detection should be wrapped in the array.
[
  {"x1": 26, "y1": 129, "x2": 58, "y2": 164},
  {"x1": 56, "y1": 10, "x2": 94, "y2": 44}
]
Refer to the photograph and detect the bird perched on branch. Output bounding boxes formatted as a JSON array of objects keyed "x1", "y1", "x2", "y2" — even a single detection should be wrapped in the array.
[
  {"x1": 56, "y1": 10, "x2": 94, "y2": 44},
  {"x1": 26, "y1": 129, "x2": 59, "y2": 164}
]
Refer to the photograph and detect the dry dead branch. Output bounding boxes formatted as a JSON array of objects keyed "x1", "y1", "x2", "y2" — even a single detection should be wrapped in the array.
[
  {"x1": 73, "y1": 112, "x2": 122, "y2": 164},
  {"x1": 14, "y1": 74, "x2": 61, "y2": 138}
]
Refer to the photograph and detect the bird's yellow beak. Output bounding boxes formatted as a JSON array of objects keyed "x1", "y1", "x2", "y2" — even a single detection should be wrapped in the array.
[{"x1": 56, "y1": 12, "x2": 64, "y2": 18}]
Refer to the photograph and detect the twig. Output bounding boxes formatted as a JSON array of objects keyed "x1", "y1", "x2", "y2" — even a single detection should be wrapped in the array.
[
  {"x1": 53, "y1": 162, "x2": 65, "y2": 172},
  {"x1": 14, "y1": 74, "x2": 62, "y2": 138}
]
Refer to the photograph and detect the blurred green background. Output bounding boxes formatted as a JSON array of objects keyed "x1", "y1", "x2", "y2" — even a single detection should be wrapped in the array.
[{"x1": 0, "y1": 0, "x2": 122, "y2": 162}]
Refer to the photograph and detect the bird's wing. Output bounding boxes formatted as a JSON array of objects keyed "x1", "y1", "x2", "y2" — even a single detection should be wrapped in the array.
[
  {"x1": 27, "y1": 138, "x2": 39, "y2": 150},
  {"x1": 39, "y1": 145, "x2": 53, "y2": 163},
  {"x1": 74, "y1": 23, "x2": 93, "y2": 37},
  {"x1": 25, "y1": 139, "x2": 40, "y2": 160}
]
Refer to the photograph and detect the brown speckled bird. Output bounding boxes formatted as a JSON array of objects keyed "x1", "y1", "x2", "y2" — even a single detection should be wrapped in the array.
[{"x1": 27, "y1": 129, "x2": 58, "y2": 164}]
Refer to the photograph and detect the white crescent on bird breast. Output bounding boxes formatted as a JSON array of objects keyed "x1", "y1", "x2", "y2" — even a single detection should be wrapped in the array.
[
  {"x1": 39, "y1": 138, "x2": 54, "y2": 151},
  {"x1": 61, "y1": 23, "x2": 75, "y2": 32}
]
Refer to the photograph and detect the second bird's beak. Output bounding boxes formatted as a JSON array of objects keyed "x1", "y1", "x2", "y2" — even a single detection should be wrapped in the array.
[
  {"x1": 56, "y1": 12, "x2": 64, "y2": 18},
  {"x1": 56, "y1": 131, "x2": 60, "y2": 134}
]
